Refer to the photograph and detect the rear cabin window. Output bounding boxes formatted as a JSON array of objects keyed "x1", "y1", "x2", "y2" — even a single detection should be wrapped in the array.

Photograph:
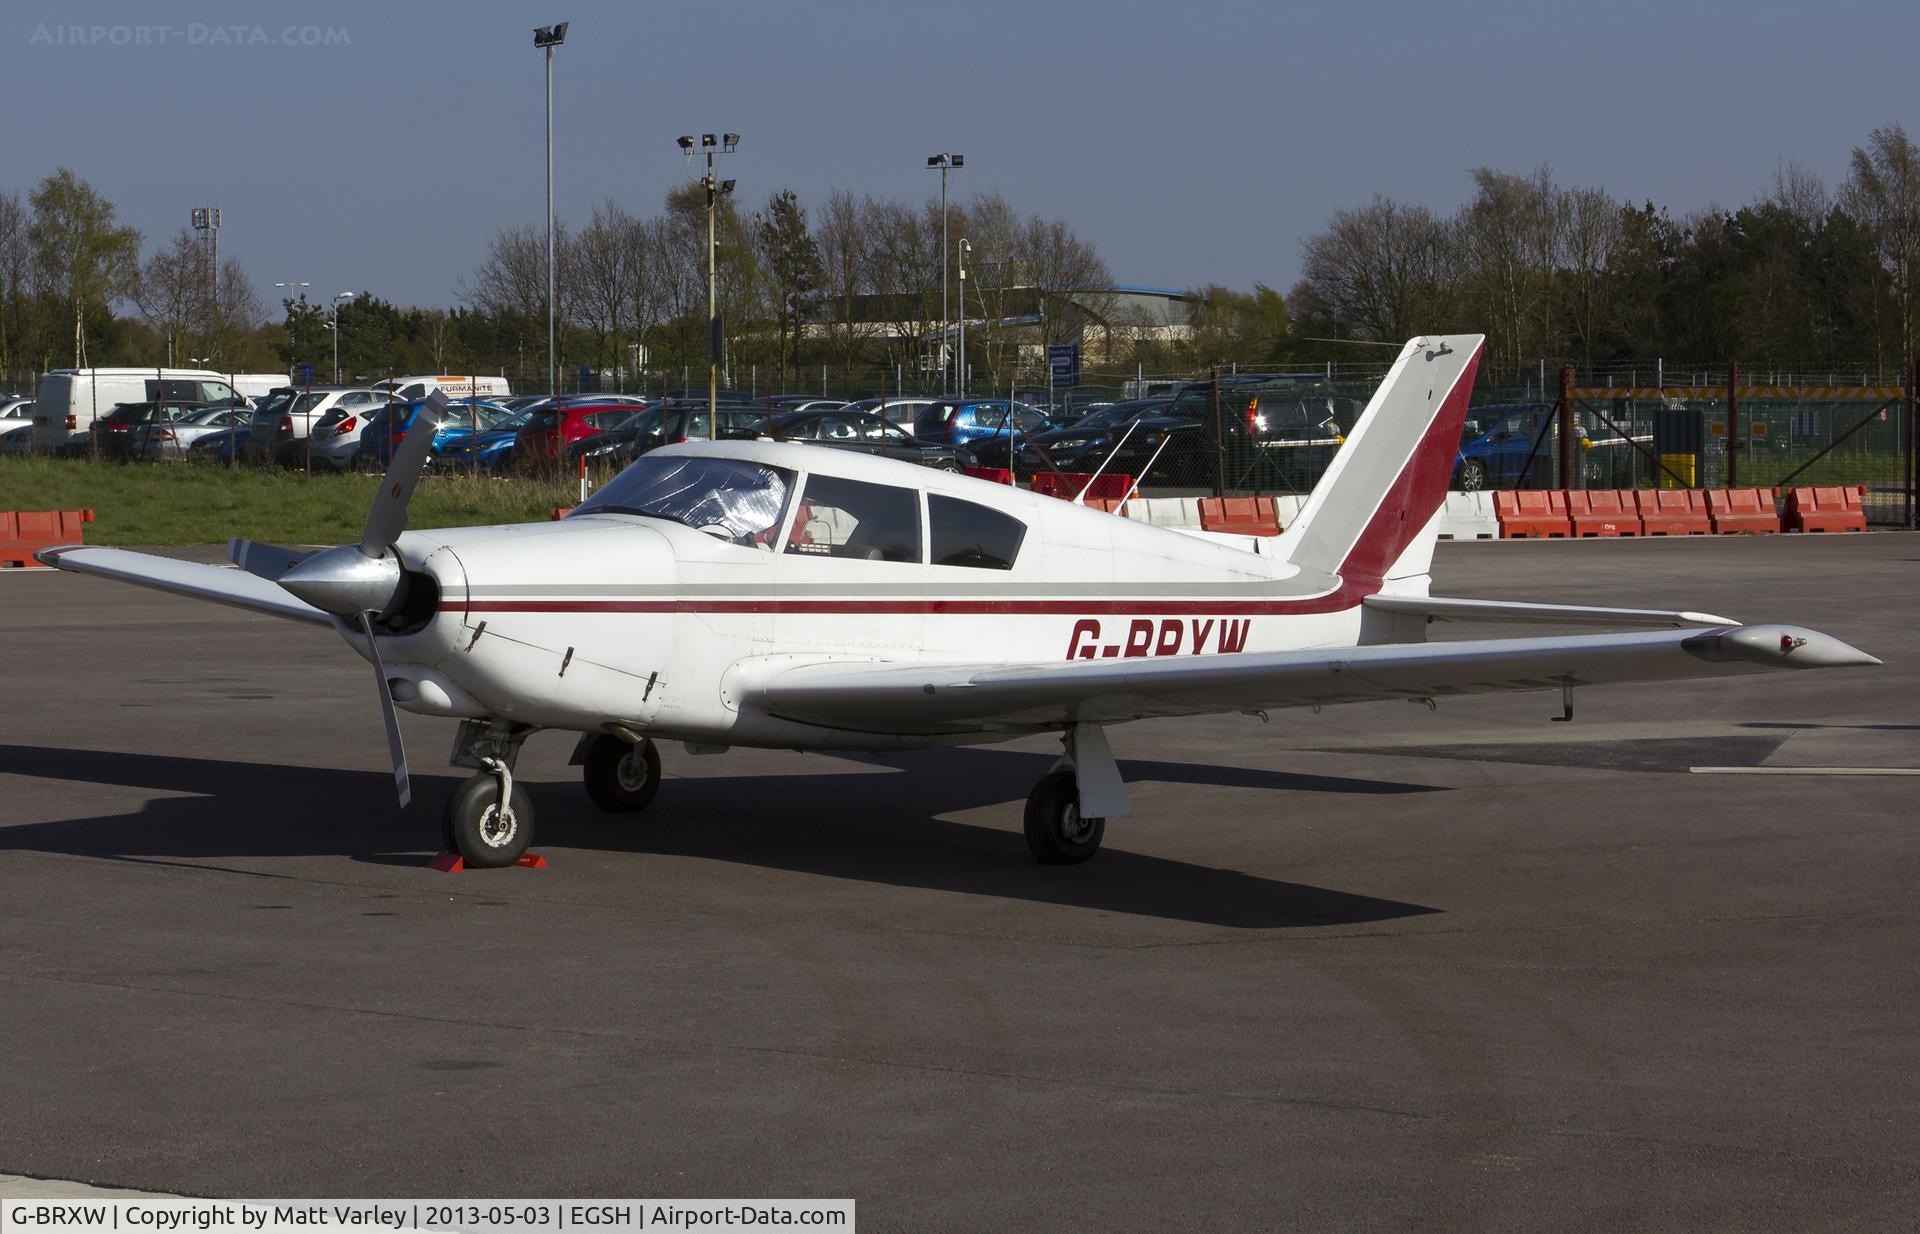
[
  {"x1": 928, "y1": 495, "x2": 1026, "y2": 570},
  {"x1": 785, "y1": 474, "x2": 921, "y2": 563}
]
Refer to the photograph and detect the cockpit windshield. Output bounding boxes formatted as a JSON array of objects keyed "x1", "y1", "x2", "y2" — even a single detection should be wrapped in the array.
[{"x1": 572, "y1": 454, "x2": 795, "y2": 547}]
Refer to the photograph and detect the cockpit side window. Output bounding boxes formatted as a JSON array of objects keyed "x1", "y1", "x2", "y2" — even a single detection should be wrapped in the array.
[
  {"x1": 784, "y1": 474, "x2": 921, "y2": 563},
  {"x1": 928, "y1": 494, "x2": 1026, "y2": 570}
]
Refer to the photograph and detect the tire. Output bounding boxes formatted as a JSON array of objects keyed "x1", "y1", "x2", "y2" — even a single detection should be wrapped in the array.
[
  {"x1": 582, "y1": 734, "x2": 661, "y2": 814},
  {"x1": 1458, "y1": 459, "x2": 1487, "y2": 492},
  {"x1": 1023, "y1": 768, "x2": 1104, "y2": 865},
  {"x1": 446, "y1": 773, "x2": 534, "y2": 868}
]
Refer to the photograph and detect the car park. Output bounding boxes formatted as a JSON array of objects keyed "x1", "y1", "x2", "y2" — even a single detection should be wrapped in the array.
[
  {"x1": 725, "y1": 409, "x2": 974, "y2": 470},
  {"x1": 128, "y1": 406, "x2": 252, "y2": 461},
  {"x1": 565, "y1": 404, "x2": 769, "y2": 471}
]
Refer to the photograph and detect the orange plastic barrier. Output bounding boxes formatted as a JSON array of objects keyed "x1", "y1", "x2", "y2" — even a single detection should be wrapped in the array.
[
  {"x1": 1197, "y1": 496, "x2": 1282, "y2": 536},
  {"x1": 1634, "y1": 489, "x2": 1711, "y2": 536},
  {"x1": 1782, "y1": 485, "x2": 1867, "y2": 533},
  {"x1": 1567, "y1": 490, "x2": 1641, "y2": 537},
  {"x1": 1493, "y1": 491, "x2": 1572, "y2": 538},
  {"x1": 1705, "y1": 488, "x2": 1781, "y2": 534},
  {"x1": 549, "y1": 506, "x2": 575, "y2": 520},
  {"x1": 1, "y1": 509, "x2": 94, "y2": 567},
  {"x1": 963, "y1": 467, "x2": 1012, "y2": 485},
  {"x1": 1085, "y1": 496, "x2": 1131, "y2": 515}
]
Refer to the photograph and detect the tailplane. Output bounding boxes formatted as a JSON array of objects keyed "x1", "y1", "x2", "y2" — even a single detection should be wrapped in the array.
[{"x1": 1275, "y1": 334, "x2": 1484, "y2": 583}]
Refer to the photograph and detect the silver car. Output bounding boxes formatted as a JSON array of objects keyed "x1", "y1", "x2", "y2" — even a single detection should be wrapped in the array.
[
  {"x1": 308, "y1": 394, "x2": 403, "y2": 471},
  {"x1": 128, "y1": 406, "x2": 252, "y2": 461},
  {"x1": 0, "y1": 398, "x2": 34, "y2": 452}
]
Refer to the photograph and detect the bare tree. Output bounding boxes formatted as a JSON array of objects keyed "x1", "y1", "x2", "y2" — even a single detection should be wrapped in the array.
[
  {"x1": 1459, "y1": 165, "x2": 1563, "y2": 371},
  {"x1": 131, "y1": 227, "x2": 209, "y2": 364},
  {"x1": 1560, "y1": 186, "x2": 1619, "y2": 366},
  {"x1": 0, "y1": 191, "x2": 27, "y2": 372},
  {"x1": 1299, "y1": 195, "x2": 1453, "y2": 345},
  {"x1": 1842, "y1": 123, "x2": 1920, "y2": 367}
]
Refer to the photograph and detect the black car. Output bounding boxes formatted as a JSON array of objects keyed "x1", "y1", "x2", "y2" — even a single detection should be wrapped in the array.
[
  {"x1": 1016, "y1": 398, "x2": 1174, "y2": 475},
  {"x1": 78, "y1": 400, "x2": 211, "y2": 456},
  {"x1": 567, "y1": 403, "x2": 772, "y2": 471},
  {"x1": 724, "y1": 410, "x2": 974, "y2": 471}
]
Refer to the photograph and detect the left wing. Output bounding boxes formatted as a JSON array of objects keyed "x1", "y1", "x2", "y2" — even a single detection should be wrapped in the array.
[
  {"x1": 752, "y1": 625, "x2": 1877, "y2": 735},
  {"x1": 1362, "y1": 594, "x2": 1738, "y2": 628},
  {"x1": 35, "y1": 546, "x2": 334, "y2": 627}
]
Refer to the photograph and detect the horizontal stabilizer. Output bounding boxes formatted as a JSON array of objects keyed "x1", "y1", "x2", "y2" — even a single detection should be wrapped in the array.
[
  {"x1": 35, "y1": 546, "x2": 334, "y2": 627},
  {"x1": 1363, "y1": 594, "x2": 1739, "y2": 628}
]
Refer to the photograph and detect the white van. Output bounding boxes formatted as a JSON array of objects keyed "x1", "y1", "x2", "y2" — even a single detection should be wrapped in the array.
[
  {"x1": 371, "y1": 374, "x2": 512, "y2": 402},
  {"x1": 231, "y1": 373, "x2": 294, "y2": 401},
  {"x1": 32, "y1": 368, "x2": 249, "y2": 449}
]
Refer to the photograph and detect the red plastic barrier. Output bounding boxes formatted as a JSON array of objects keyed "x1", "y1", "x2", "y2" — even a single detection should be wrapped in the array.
[
  {"x1": 549, "y1": 506, "x2": 575, "y2": 520},
  {"x1": 1085, "y1": 496, "x2": 1131, "y2": 515},
  {"x1": 1, "y1": 509, "x2": 94, "y2": 567},
  {"x1": 1567, "y1": 490, "x2": 1641, "y2": 537},
  {"x1": 1705, "y1": 488, "x2": 1781, "y2": 534},
  {"x1": 963, "y1": 467, "x2": 1012, "y2": 485},
  {"x1": 1197, "y1": 496, "x2": 1281, "y2": 536},
  {"x1": 1634, "y1": 489, "x2": 1711, "y2": 536},
  {"x1": 1493, "y1": 491, "x2": 1572, "y2": 538},
  {"x1": 1782, "y1": 485, "x2": 1867, "y2": 533},
  {"x1": 1030, "y1": 471, "x2": 1136, "y2": 502}
]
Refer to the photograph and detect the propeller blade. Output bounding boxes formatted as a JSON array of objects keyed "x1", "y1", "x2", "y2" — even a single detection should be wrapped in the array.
[
  {"x1": 228, "y1": 537, "x2": 313, "y2": 582},
  {"x1": 359, "y1": 388, "x2": 450, "y2": 558},
  {"x1": 359, "y1": 611, "x2": 411, "y2": 808}
]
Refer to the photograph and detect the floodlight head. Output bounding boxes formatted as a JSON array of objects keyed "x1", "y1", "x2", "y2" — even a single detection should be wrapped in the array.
[
  {"x1": 951, "y1": 154, "x2": 965, "y2": 167},
  {"x1": 533, "y1": 22, "x2": 568, "y2": 47},
  {"x1": 701, "y1": 133, "x2": 717, "y2": 148},
  {"x1": 677, "y1": 135, "x2": 694, "y2": 151},
  {"x1": 723, "y1": 133, "x2": 740, "y2": 150},
  {"x1": 927, "y1": 155, "x2": 943, "y2": 167},
  {"x1": 720, "y1": 179, "x2": 736, "y2": 195}
]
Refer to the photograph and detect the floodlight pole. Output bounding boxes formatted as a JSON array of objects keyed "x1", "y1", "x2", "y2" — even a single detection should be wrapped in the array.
[
  {"x1": 332, "y1": 292, "x2": 354, "y2": 383},
  {"x1": 708, "y1": 148, "x2": 718, "y2": 423},
  {"x1": 927, "y1": 153, "x2": 963, "y2": 394},
  {"x1": 957, "y1": 238, "x2": 970, "y2": 398},
  {"x1": 535, "y1": 22, "x2": 568, "y2": 401}
]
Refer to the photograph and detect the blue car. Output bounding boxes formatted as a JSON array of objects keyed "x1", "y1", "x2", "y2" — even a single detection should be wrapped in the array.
[
  {"x1": 849, "y1": 397, "x2": 1058, "y2": 468},
  {"x1": 357, "y1": 400, "x2": 520, "y2": 471},
  {"x1": 1453, "y1": 403, "x2": 1586, "y2": 491},
  {"x1": 435, "y1": 411, "x2": 531, "y2": 474},
  {"x1": 188, "y1": 425, "x2": 251, "y2": 464}
]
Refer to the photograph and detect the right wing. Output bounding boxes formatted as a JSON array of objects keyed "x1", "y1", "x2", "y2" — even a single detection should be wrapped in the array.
[
  {"x1": 35, "y1": 546, "x2": 334, "y2": 627},
  {"x1": 753, "y1": 625, "x2": 1878, "y2": 735}
]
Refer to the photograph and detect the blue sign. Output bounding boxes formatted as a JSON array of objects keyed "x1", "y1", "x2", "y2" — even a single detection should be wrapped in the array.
[
  {"x1": 296, "y1": 363, "x2": 315, "y2": 385},
  {"x1": 1048, "y1": 344, "x2": 1080, "y2": 389}
]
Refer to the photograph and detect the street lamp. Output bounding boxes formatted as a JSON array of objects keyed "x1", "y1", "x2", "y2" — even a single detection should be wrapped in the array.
[
  {"x1": 926, "y1": 152, "x2": 964, "y2": 393},
  {"x1": 956, "y1": 238, "x2": 971, "y2": 398},
  {"x1": 680, "y1": 131, "x2": 739, "y2": 428},
  {"x1": 534, "y1": 20, "x2": 568, "y2": 400},
  {"x1": 331, "y1": 292, "x2": 355, "y2": 383}
]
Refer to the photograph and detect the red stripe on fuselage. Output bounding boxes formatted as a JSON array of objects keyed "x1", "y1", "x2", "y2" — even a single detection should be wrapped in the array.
[{"x1": 451, "y1": 588, "x2": 1366, "y2": 617}]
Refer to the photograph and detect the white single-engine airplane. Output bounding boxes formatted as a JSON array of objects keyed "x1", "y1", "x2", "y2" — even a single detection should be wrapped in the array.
[{"x1": 38, "y1": 335, "x2": 1879, "y2": 867}]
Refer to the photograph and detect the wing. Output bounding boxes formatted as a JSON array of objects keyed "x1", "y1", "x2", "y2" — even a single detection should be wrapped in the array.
[
  {"x1": 752, "y1": 625, "x2": 1878, "y2": 735},
  {"x1": 1362, "y1": 594, "x2": 1739, "y2": 628},
  {"x1": 35, "y1": 546, "x2": 334, "y2": 627}
]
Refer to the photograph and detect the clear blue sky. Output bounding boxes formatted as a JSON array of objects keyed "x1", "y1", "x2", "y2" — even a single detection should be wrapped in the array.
[{"x1": 10, "y1": 0, "x2": 1916, "y2": 309}]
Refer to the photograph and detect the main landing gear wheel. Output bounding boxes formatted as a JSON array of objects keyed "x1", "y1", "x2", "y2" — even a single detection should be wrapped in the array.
[
  {"x1": 582, "y1": 734, "x2": 661, "y2": 814},
  {"x1": 1024, "y1": 768, "x2": 1104, "y2": 865},
  {"x1": 444, "y1": 773, "x2": 534, "y2": 868}
]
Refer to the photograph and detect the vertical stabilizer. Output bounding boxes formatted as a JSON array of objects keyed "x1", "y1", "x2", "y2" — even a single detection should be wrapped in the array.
[{"x1": 1275, "y1": 335, "x2": 1484, "y2": 583}]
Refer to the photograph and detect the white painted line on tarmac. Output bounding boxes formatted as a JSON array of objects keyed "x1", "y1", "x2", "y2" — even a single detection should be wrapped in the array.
[
  {"x1": 0, "y1": 1173, "x2": 183, "y2": 1198},
  {"x1": 1690, "y1": 766, "x2": 1920, "y2": 776}
]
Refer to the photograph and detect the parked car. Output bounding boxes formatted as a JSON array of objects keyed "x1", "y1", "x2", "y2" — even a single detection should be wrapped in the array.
[
  {"x1": 0, "y1": 399, "x2": 34, "y2": 451},
  {"x1": 1016, "y1": 398, "x2": 1174, "y2": 474},
  {"x1": 71, "y1": 401, "x2": 211, "y2": 457},
  {"x1": 723, "y1": 410, "x2": 974, "y2": 470},
  {"x1": 435, "y1": 412, "x2": 532, "y2": 474},
  {"x1": 357, "y1": 399, "x2": 521, "y2": 471},
  {"x1": 566, "y1": 404, "x2": 770, "y2": 471},
  {"x1": 128, "y1": 406, "x2": 252, "y2": 461},
  {"x1": 513, "y1": 402, "x2": 638, "y2": 472},
  {"x1": 188, "y1": 425, "x2": 251, "y2": 464},
  {"x1": 247, "y1": 387, "x2": 395, "y2": 466},
  {"x1": 1450, "y1": 403, "x2": 1644, "y2": 491}
]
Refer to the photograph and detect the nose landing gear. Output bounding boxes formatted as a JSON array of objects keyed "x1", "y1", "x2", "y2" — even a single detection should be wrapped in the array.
[{"x1": 442, "y1": 719, "x2": 538, "y2": 868}]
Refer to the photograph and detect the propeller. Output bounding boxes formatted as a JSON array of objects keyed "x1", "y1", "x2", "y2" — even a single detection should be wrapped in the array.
[
  {"x1": 271, "y1": 389, "x2": 451, "y2": 808},
  {"x1": 228, "y1": 537, "x2": 312, "y2": 581}
]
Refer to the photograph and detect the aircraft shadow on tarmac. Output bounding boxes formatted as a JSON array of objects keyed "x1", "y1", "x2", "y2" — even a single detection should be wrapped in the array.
[{"x1": 0, "y1": 743, "x2": 1441, "y2": 929}]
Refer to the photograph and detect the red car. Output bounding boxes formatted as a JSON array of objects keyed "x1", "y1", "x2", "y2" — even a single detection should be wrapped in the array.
[{"x1": 513, "y1": 403, "x2": 634, "y2": 471}]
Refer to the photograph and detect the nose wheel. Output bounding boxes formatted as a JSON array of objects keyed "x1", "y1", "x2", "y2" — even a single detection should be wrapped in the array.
[
  {"x1": 581, "y1": 734, "x2": 661, "y2": 814},
  {"x1": 1024, "y1": 768, "x2": 1105, "y2": 864},
  {"x1": 442, "y1": 771, "x2": 535, "y2": 867}
]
